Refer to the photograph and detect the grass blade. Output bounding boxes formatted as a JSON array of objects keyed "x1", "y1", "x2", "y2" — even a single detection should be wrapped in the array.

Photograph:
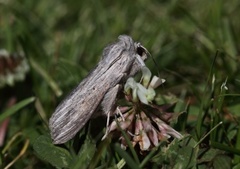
[{"x1": 0, "y1": 97, "x2": 35, "y2": 122}]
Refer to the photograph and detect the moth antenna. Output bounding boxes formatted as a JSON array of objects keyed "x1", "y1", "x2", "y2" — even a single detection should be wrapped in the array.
[
  {"x1": 137, "y1": 43, "x2": 161, "y2": 78},
  {"x1": 141, "y1": 44, "x2": 161, "y2": 79},
  {"x1": 150, "y1": 52, "x2": 161, "y2": 79}
]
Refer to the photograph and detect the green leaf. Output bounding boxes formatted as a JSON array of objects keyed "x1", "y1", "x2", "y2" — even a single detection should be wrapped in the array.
[
  {"x1": 0, "y1": 97, "x2": 35, "y2": 122},
  {"x1": 198, "y1": 148, "x2": 220, "y2": 163},
  {"x1": 33, "y1": 135, "x2": 72, "y2": 168},
  {"x1": 213, "y1": 155, "x2": 231, "y2": 169},
  {"x1": 88, "y1": 137, "x2": 112, "y2": 169},
  {"x1": 173, "y1": 145, "x2": 198, "y2": 169},
  {"x1": 23, "y1": 128, "x2": 42, "y2": 145},
  {"x1": 233, "y1": 163, "x2": 240, "y2": 169},
  {"x1": 71, "y1": 136, "x2": 96, "y2": 169},
  {"x1": 114, "y1": 144, "x2": 140, "y2": 169}
]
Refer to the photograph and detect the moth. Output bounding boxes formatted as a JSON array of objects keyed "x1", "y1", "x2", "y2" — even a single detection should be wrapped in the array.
[{"x1": 49, "y1": 35, "x2": 149, "y2": 144}]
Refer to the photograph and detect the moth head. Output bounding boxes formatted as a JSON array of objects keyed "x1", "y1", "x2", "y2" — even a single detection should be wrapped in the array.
[{"x1": 135, "y1": 43, "x2": 149, "y2": 62}]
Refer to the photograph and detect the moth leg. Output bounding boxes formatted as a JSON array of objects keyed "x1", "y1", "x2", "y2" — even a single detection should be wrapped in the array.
[
  {"x1": 102, "y1": 84, "x2": 122, "y2": 120},
  {"x1": 101, "y1": 84, "x2": 122, "y2": 139},
  {"x1": 116, "y1": 107, "x2": 125, "y2": 121}
]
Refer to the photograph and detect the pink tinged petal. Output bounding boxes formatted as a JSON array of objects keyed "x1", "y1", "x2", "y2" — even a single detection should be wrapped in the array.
[
  {"x1": 134, "y1": 115, "x2": 150, "y2": 151},
  {"x1": 130, "y1": 120, "x2": 138, "y2": 148},
  {"x1": 131, "y1": 131, "x2": 138, "y2": 148},
  {"x1": 126, "y1": 116, "x2": 134, "y2": 133},
  {"x1": 148, "y1": 127, "x2": 159, "y2": 146},
  {"x1": 140, "y1": 111, "x2": 152, "y2": 132},
  {"x1": 133, "y1": 114, "x2": 142, "y2": 145},
  {"x1": 119, "y1": 112, "x2": 135, "y2": 130},
  {"x1": 119, "y1": 121, "x2": 135, "y2": 149},
  {"x1": 107, "y1": 111, "x2": 133, "y2": 133},
  {"x1": 158, "y1": 121, "x2": 183, "y2": 139},
  {"x1": 153, "y1": 120, "x2": 171, "y2": 140},
  {"x1": 133, "y1": 115, "x2": 142, "y2": 139},
  {"x1": 166, "y1": 128, "x2": 183, "y2": 139},
  {"x1": 160, "y1": 132, "x2": 171, "y2": 140},
  {"x1": 140, "y1": 130, "x2": 151, "y2": 151},
  {"x1": 151, "y1": 115, "x2": 183, "y2": 139},
  {"x1": 158, "y1": 132, "x2": 170, "y2": 141},
  {"x1": 126, "y1": 119, "x2": 135, "y2": 144}
]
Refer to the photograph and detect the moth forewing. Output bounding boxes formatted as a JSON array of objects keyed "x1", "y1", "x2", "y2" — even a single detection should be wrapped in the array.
[
  {"x1": 49, "y1": 35, "x2": 148, "y2": 144},
  {"x1": 49, "y1": 65, "x2": 109, "y2": 144}
]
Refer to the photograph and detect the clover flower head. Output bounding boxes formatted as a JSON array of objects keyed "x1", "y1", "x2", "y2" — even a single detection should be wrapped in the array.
[{"x1": 104, "y1": 66, "x2": 182, "y2": 151}]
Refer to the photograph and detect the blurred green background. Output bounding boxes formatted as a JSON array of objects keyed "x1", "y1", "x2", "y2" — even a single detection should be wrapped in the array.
[{"x1": 0, "y1": 0, "x2": 240, "y2": 168}]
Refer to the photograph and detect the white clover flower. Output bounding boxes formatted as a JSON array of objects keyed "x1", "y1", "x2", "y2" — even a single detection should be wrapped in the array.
[
  {"x1": 104, "y1": 66, "x2": 182, "y2": 151},
  {"x1": 0, "y1": 49, "x2": 29, "y2": 88}
]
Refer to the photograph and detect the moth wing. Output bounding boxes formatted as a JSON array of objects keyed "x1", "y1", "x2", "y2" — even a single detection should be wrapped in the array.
[{"x1": 49, "y1": 66, "x2": 109, "y2": 144}]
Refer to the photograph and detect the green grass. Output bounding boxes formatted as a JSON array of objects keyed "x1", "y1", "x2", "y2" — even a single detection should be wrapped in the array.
[{"x1": 1, "y1": 0, "x2": 240, "y2": 168}]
